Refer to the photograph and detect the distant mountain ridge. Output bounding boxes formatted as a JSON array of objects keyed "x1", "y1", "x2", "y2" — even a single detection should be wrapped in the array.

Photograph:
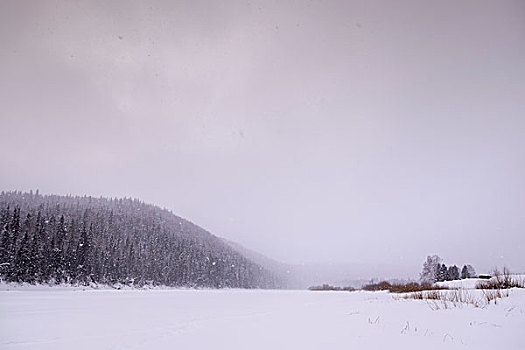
[{"x1": 0, "y1": 191, "x2": 282, "y2": 289}]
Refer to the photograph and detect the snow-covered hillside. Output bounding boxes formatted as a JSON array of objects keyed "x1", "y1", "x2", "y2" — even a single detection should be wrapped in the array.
[
  {"x1": 1, "y1": 288, "x2": 523, "y2": 349},
  {"x1": 0, "y1": 191, "x2": 281, "y2": 289}
]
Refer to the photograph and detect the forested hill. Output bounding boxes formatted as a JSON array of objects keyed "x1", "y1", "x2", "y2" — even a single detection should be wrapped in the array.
[{"x1": 0, "y1": 191, "x2": 281, "y2": 289}]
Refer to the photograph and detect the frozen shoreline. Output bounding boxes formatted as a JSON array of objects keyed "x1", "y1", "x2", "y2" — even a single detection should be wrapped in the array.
[{"x1": 1, "y1": 287, "x2": 524, "y2": 349}]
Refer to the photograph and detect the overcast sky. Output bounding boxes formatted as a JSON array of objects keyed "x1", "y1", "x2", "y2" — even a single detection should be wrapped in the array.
[{"x1": 1, "y1": 0, "x2": 524, "y2": 278}]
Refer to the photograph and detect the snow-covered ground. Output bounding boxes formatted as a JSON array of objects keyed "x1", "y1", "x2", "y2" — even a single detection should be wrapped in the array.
[
  {"x1": 436, "y1": 275, "x2": 525, "y2": 289},
  {"x1": 1, "y1": 287, "x2": 524, "y2": 349},
  {"x1": 436, "y1": 278, "x2": 486, "y2": 289}
]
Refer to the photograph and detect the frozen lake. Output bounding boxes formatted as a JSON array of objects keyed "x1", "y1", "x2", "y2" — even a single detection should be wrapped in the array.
[{"x1": 1, "y1": 287, "x2": 524, "y2": 349}]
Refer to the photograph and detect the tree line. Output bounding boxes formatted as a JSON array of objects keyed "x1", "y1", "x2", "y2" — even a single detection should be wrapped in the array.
[
  {"x1": 0, "y1": 191, "x2": 281, "y2": 288},
  {"x1": 420, "y1": 255, "x2": 476, "y2": 283}
]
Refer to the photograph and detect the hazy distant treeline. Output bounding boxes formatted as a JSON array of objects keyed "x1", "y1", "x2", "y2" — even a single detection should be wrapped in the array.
[{"x1": 0, "y1": 191, "x2": 280, "y2": 288}]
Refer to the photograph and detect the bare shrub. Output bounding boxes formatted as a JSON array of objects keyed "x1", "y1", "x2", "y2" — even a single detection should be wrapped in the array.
[
  {"x1": 362, "y1": 281, "x2": 392, "y2": 291},
  {"x1": 359, "y1": 281, "x2": 448, "y2": 293},
  {"x1": 362, "y1": 281, "x2": 447, "y2": 293},
  {"x1": 476, "y1": 267, "x2": 525, "y2": 289},
  {"x1": 388, "y1": 282, "x2": 448, "y2": 293},
  {"x1": 308, "y1": 284, "x2": 356, "y2": 291}
]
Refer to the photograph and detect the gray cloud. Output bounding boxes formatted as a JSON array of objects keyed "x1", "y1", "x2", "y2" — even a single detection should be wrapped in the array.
[{"x1": 1, "y1": 0, "x2": 524, "y2": 278}]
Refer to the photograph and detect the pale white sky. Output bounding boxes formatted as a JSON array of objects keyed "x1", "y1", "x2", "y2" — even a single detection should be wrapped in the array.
[{"x1": 1, "y1": 0, "x2": 524, "y2": 278}]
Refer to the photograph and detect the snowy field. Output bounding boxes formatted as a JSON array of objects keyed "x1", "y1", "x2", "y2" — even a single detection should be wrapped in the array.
[{"x1": 1, "y1": 287, "x2": 524, "y2": 350}]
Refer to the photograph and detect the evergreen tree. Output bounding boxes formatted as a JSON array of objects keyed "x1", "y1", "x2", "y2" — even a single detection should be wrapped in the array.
[
  {"x1": 3, "y1": 207, "x2": 21, "y2": 280},
  {"x1": 447, "y1": 265, "x2": 460, "y2": 281},
  {"x1": 0, "y1": 205, "x2": 11, "y2": 273},
  {"x1": 436, "y1": 264, "x2": 448, "y2": 282},
  {"x1": 75, "y1": 222, "x2": 90, "y2": 283},
  {"x1": 461, "y1": 264, "x2": 476, "y2": 279},
  {"x1": 461, "y1": 265, "x2": 469, "y2": 279},
  {"x1": 13, "y1": 230, "x2": 32, "y2": 282}
]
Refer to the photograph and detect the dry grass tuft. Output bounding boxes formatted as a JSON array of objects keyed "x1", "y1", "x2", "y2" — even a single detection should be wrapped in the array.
[{"x1": 400, "y1": 288, "x2": 510, "y2": 309}]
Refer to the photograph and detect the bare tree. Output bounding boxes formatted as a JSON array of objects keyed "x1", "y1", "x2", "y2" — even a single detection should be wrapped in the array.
[{"x1": 419, "y1": 255, "x2": 442, "y2": 283}]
